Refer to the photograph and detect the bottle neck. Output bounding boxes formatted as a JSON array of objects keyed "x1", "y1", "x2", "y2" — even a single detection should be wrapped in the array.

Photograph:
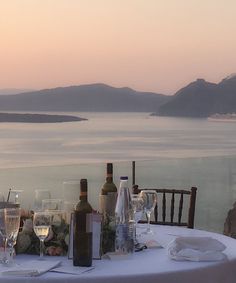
[
  {"x1": 80, "y1": 192, "x2": 88, "y2": 202},
  {"x1": 106, "y1": 175, "x2": 113, "y2": 183},
  {"x1": 119, "y1": 180, "x2": 128, "y2": 190}
]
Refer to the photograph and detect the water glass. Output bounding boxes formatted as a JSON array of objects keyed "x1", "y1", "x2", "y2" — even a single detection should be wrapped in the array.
[
  {"x1": 34, "y1": 189, "x2": 51, "y2": 211},
  {"x1": 64, "y1": 201, "x2": 76, "y2": 224},
  {"x1": 42, "y1": 199, "x2": 63, "y2": 211},
  {"x1": 8, "y1": 189, "x2": 23, "y2": 204},
  {"x1": 131, "y1": 194, "x2": 144, "y2": 240},
  {"x1": 63, "y1": 181, "x2": 80, "y2": 202}
]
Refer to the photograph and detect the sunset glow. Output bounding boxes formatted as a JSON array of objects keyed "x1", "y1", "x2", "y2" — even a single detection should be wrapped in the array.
[{"x1": 1, "y1": 0, "x2": 236, "y2": 94}]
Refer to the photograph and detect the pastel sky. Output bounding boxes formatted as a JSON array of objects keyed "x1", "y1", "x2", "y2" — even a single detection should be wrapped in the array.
[{"x1": 1, "y1": 0, "x2": 236, "y2": 94}]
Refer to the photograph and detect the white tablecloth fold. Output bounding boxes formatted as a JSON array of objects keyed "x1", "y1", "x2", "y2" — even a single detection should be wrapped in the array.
[
  {"x1": 1, "y1": 260, "x2": 61, "y2": 277},
  {"x1": 167, "y1": 236, "x2": 227, "y2": 261}
]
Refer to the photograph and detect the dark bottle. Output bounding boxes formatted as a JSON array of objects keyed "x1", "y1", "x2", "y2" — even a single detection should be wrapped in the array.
[
  {"x1": 73, "y1": 179, "x2": 93, "y2": 267},
  {"x1": 100, "y1": 163, "x2": 117, "y2": 214},
  {"x1": 99, "y1": 163, "x2": 117, "y2": 254}
]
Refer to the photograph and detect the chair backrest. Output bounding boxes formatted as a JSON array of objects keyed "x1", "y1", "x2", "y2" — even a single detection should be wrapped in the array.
[{"x1": 140, "y1": 187, "x2": 197, "y2": 228}]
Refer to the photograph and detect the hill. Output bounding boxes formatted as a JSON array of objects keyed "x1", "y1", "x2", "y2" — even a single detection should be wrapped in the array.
[
  {"x1": 156, "y1": 74, "x2": 236, "y2": 117},
  {"x1": 0, "y1": 83, "x2": 169, "y2": 112}
]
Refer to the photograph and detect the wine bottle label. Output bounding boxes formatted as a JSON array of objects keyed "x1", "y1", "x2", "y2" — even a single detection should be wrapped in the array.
[
  {"x1": 86, "y1": 213, "x2": 93, "y2": 233},
  {"x1": 99, "y1": 192, "x2": 117, "y2": 216}
]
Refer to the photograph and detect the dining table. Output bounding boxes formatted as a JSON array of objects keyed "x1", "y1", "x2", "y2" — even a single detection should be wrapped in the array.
[{"x1": 0, "y1": 224, "x2": 236, "y2": 283}]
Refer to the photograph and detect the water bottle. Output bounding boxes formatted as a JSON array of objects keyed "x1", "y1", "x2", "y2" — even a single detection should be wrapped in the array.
[{"x1": 115, "y1": 176, "x2": 134, "y2": 254}]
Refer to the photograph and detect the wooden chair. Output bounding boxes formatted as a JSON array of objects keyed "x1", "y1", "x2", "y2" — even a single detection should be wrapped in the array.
[{"x1": 139, "y1": 187, "x2": 197, "y2": 229}]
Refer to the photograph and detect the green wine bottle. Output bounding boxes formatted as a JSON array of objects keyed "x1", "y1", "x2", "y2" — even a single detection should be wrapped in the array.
[
  {"x1": 73, "y1": 179, "x2": 93, "y2": 267},
  {"x1": 99, "y1": 163, "x2": 117, "y2": 254}
]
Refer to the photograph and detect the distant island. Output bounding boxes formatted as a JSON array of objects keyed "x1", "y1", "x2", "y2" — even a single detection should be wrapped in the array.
[{"x1": 0, "y1": 112, "x2": 87, "y2": 123}]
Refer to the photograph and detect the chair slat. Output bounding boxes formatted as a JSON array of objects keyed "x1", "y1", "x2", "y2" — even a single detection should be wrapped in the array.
[
  {"x1": 162, "y1": 192, "x2": 166, "y2": 222},
  {"x1": 178, "y1": 192, "x2": 184, "y2": 224},
  {"x1": 188, "y1": 187, "x2": 197, "y2": 229},
  {"x1": 170, "y1": 192, "x2": 175, "y2": 223},
  {"x1": 154, "y1": 202, "x2": 158, "y2": 222}
]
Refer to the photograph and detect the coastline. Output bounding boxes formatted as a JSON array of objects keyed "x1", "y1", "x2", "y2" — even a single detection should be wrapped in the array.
[
  {"x1": 208, "y1": 113, "x2": 236, "y2": 122},
  {"x1": 0, "y1": 112, "x2": 87, "y2": 123}
]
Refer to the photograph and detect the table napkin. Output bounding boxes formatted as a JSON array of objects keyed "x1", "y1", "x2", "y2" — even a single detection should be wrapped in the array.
[
  {"x1": 1, "y1": 260, "x2": 61, "y2": 277},
  {"x1": 167, "y1": 236, "x2": 227, "y2": 261}
]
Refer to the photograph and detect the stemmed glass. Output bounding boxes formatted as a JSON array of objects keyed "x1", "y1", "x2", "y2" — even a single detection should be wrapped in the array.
[
  {"x1": 139, "y1": 190, "x2": 158, "y2": 234},
  {"x1": 33, "y1": 211, "x2": 51, "y2": 259},
  {"x1": 0, "y1": 208, "x2": 21, "y2": 265},
  {"x1": 5, "y1": 208, "x2": 21, "y2": 265},
  {"x1": 0, "y1": 209, "x2": 7, "y2": 264}
]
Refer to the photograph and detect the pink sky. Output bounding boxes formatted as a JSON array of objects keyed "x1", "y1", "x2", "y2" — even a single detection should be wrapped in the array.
[{"x1": 0, "y1": 0, "x2": 236, "y2": 95}]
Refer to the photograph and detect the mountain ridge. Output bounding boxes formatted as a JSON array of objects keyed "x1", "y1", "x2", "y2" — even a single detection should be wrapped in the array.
[
  {"x1": 157, "y1": 74, "x2": 236, "y2": 117},
  {"x1": 0, "y1": 83, "x2": 169, "y2": 112},
  {"x1": 1, "y1": 76, "x2": 236, "y2": 117}
]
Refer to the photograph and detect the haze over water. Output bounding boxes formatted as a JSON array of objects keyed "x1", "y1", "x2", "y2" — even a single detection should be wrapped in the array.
[{"x1": 1, "y1": 112, "x2": 236, "y2": 169}]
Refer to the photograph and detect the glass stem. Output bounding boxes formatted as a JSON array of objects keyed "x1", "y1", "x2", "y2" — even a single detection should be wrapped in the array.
[
  {"x1": 40, "y1": 239, "x2": 44, "y2": 258},
  {"x1": 2, "y1": 237, "x2": 8, "y2": 264},
  {"x1": 134, "y1": 219, "x2": 138, "y2": 244},
  {"x1": 8, "y1": 244, "x2": 14, "y2": 263},
  {"x1": 146, "y1": 212, "x2": 151, "y2": 233},
  {"x1": 3, "y1": 237, "x2": 7, "y2": 253}
]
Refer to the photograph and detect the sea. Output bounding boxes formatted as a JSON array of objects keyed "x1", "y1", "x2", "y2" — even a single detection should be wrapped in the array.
[{"x1": 1, "y1": 112, "x2": 236, "y2": 233}]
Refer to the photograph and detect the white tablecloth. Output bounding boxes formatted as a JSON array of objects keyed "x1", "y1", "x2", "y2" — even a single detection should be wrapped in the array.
[{"x1": 1, "y1": 225, "x2": 236, "y2": 283}]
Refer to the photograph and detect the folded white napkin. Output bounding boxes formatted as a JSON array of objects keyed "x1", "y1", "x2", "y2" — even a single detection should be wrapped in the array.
[
  {"x1": 1, "y1": 260, "x2": 61, "y2": 277},
  {"x1": 167, "y1": 236, "x2": 227, "y2": 261}
]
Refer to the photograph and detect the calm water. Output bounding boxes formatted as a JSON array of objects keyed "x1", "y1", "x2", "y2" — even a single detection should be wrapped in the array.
[
  {"x1": 0, "y1": 112, "x2": 236, "y2": 168},
  {"x1": 1, "y1": 112, "x2": 236, "y2": 233}
]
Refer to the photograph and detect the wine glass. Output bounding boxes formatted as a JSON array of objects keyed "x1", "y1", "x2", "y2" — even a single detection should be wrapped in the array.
[
  {"x1": 0, "y1": 208, "x2": 21, "y2": 265},
  {"x1": 33, "y1": 211, "x2": 51, "y2": 259},
  {"x1": 5, "y1": 208, "x2": 21, "y2": 265},
  {"x1": 0, "y1": 209, "x2": 7, "y2": 264},
  {"x1": 34, "y1": 189, "x2": 51, "y2": 211},
  {"x1": 139, "y1": 190, "x2": 158, "y2": 234},
  {"x1": 131, "y1": 194, "x2": 144, "y2": 241}
]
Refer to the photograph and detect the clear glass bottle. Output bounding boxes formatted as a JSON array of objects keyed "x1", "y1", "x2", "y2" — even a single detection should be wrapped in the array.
[
  {"x1": 73, "y1": 179, "x2": 93, "y2": 267},
  {"x1": 115, "y1": 176, "x2": 134, "y2": 254},
  {"x1": 99, "y1": 163, "x2": 117, "y2": 254}
]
